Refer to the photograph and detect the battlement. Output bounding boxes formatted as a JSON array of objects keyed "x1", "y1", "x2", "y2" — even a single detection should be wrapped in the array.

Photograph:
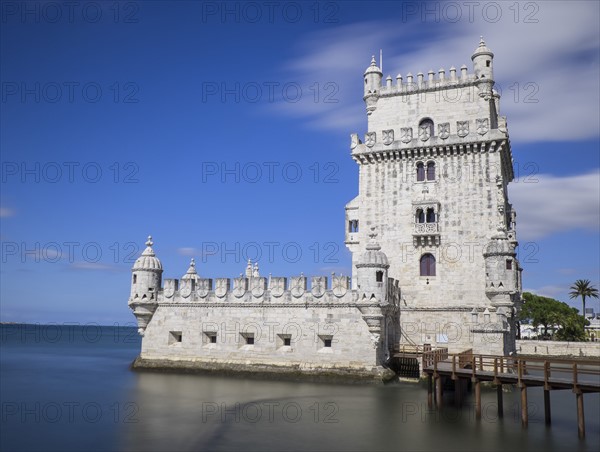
[
  {"x1": 154, "y1": 274, "x2": 401, "y2": 306},
  {"x1": 376, "y1": 66, "x2": 481, "y2": 97}
]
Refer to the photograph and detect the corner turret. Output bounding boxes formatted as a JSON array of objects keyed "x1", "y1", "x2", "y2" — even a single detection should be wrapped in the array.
[
  {"x1": 355, "y1": 228, "x2": 389, "y2": 302},
  {"x1": 471, "y1": 36, "x2": 494, "y2": 99},
  {"x1": 363, "y1": 56, "x2": 382, "y2": 115},
  {"x1": 129, "y1": 236, "x2": 163, "y2": 335}
]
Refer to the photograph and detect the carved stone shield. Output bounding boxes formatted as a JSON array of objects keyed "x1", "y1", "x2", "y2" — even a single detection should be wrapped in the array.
[
  {"x1": 438, "y1": 123, "x2": 450, "y2": 140},
  {"x1": 251, "y1": 277, "x2": 266, "y2": 298},
  {"x1": 332, "y1": 275, "x2": 349, "y2": 298},
  {"x1": 457, "y1": 121, "x2": 469, "y2": 137},
  {"x1": 419, "y1": 125, "x2": 431, "y2": 141},
  {"x1": 215, "y1": 278, "x2": 229, "y2": 298},
  {"x1": 311, "y1": 276, "x2": 327, "y2": 298},
  {"x1": 365, "y1": 132, "x2": 376, "y2": 147},
  {"x1": 270, "y1": 277, "x2": 286, "y2": 298},
  {"x1": 163, "y1": 279, "x2": 177, "y2": 298},
  {"x1": 350, "y1": 133, "x2": 359, "y2": 150},
  {"x1": 400, "y1": 127, "x2": 413, "y2": 143},
  {"x1": 180, "y1": 279, "x2": 193, "y2": 298},
  {"x1": 233, "y1": 277, "x2": 247, "y2": 298},
  {"x1": 476, "y1": 118, "x2": 489, "y2": 135},
  {"x1": 196, "y1": 278, "x2": 212, "y2": 298},
  {"x1": 290, "y1": 276, "x2": 306, "y2": 298},
  {"x1": 382, "y1": 129, "x2": 394, "y2": 145}
]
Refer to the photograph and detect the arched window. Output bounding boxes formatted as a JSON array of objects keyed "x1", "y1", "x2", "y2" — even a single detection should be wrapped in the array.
[
  {"x1": 416, "y1": 162, "x2": 425, "y2": 182},
  {"x1": 426, "y1": 208, "x2": 436, "y2": 223},
  {"x1": 426, "y1": 161, "x2": 435, "y2": 181},
  {"x1": 420, "y1": 253, "x2": 436, "y2": 276},
  {"x1": 376, "y1": 271, "x2": 384, "y2": 283},
  {"x1": 416, "y1": 209, "x2": 425, "y2": 223}
]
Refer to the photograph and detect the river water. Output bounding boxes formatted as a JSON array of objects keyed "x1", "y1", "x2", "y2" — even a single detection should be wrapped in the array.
[{"x1": 1, "y1": 324, "x2": 598, "y2": 451}]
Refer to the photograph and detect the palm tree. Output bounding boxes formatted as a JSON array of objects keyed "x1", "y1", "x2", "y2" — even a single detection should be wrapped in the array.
[{"x1": 569, "y1": 279, "x2": 599, "y2": 316}]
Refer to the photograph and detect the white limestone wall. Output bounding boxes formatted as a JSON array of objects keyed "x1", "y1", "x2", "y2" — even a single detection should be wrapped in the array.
[
  {"x1": 140, "y1": 304, "x2": 380, "y2": 370},
  {"x1": 516, "y1": 340, "x2": 600, "y2": 358},
  {"x1": 368, "y1": 84, "x2": 492, "y2": 136}
]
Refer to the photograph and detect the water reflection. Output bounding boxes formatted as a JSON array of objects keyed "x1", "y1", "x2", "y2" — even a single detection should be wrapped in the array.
[{"x1": 120, "y1": 371, "x2": 600, "y2": 451}]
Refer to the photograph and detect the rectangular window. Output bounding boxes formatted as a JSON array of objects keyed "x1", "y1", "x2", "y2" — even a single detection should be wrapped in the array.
[
  {"x1": 324, "y1": 339, "x2": 332, "y2": 348},
  {"x1": 506, "y1": 259, "x2": 512, "y2": 270},
  {"x1": 211, "y1": 335, "x2": 217, "y2": 344},
  {"x1": 284, "y1": 337, "x2": 291, "y2": 346},
  {"x1": 246, "y1": 336, "x2": 254, "y2": 345},
  {"x1": 169, "y1": 331, "x2": 182, "y2": 345}
]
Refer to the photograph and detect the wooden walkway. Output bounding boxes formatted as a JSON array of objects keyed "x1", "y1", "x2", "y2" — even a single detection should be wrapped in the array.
[{"x1": 420, "y1": 351, "x2": 600, "y2": 438}]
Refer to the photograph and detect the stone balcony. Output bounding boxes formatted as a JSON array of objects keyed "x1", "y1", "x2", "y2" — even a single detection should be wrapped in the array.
[{"x1": 413, "y1": 222, "x2": 440, "y2": 246}]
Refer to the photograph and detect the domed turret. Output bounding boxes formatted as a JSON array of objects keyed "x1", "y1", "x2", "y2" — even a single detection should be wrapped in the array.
[
  {"x1": 355, "y1": 228, "x2": 389, "y2": 302},
  {"x1": 471, "y1": 37, "x2": 494, "y2": 98},
  {"x1": 364, "y1": 55, "x2": 383, "y2": 115},
  {"x1": 129, "y1": 235, "x2": 163, "y2": 336},
  {"x1": 181, "y1": 258, "x2": 200, "y2": 282}
]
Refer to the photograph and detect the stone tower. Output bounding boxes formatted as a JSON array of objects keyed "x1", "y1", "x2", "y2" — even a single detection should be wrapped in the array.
[
  {"x1": 346, "y1": 39, "x2": 522, "y2": 355},
  {"x1": 129, "y1": 236, "x2": 163, "y2": 335}
]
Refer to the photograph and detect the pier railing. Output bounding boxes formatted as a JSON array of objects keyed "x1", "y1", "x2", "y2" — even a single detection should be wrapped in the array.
[{"x1": 420, "y1": 351, "x2": 600, "y2": 438}]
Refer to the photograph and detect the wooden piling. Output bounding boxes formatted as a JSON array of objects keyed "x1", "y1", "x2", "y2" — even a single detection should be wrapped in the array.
[
  {"x1": 544, "y1": 389, "x2": 551, "y2": 426},
  {"x1": 427, "y1": 374, "x2": 433, "y2": 408},
  {"x1": 435, "y1": 376, "x2": 443, "y2": 409},
  {"x1": 474, "y1": 379, "x2": 481, "y2": 419},
  {"x1": 496, "y1": 384, "x2": 503, "y2": 418},
  {"x1": 576, "y1": 391, "x2": 585, "y2": 438},
  {"x1": 520, "y1": 385, "x2": 528, "y2": 427}
]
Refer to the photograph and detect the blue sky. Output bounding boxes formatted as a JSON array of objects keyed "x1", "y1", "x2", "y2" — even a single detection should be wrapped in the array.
[{"x1": 1, "y1": 1, "x2": 599, "y2": 324}]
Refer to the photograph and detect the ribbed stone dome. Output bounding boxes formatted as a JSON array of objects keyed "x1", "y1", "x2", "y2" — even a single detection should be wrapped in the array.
[
  {"x1": 357, "y1": 229, "x2": 389, "y2": 267},
  {"x1": 181, "y1": 258, "x2": 200, "y2": 281},
  {"x1": 472, "y1": 36, "x2": 494, "y2": 58},
  {"x1": 132, "y1": 236, "x2": 163, "y2": 271},
  {"x1": 364, "y1": 55, "x2": 382, "y2": 75}
]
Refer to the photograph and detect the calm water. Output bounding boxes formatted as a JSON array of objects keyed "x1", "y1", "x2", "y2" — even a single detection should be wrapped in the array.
[{"x1": 1, "y1": 324, "x2": 598, "y2": 451}]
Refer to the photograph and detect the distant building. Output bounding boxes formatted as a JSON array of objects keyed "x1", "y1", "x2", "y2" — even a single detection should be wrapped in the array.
[{"x1": 128, "y1": 39, "x2": 522, "y2": 379}]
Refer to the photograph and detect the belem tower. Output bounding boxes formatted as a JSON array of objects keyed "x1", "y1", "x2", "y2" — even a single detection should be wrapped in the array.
[{"x1": 128, "y1": 39, "x2": 522, "y2": 381}]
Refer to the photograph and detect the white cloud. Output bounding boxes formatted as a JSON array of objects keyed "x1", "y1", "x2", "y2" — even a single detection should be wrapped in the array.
[
  {"x1": 509, "y1": 171, "x2": 600, "y2": 240},
  {"x1": 177, "y1": 247, "x2": 198, "y2": 256},
  {"x1": 275, "y1": 2, "x2": 600, "y2": 142},
  {"x1": 68, "y1": 262, "x2": 121, "y2": 272}
]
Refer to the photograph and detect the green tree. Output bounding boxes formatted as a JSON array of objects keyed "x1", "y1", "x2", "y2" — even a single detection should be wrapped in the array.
[
  {"x1": 569, "y1": 279, "x2": 599, "y2": 316},
  {"x1": 519, "y1": 292, "x2": 589, "y2": 341}
]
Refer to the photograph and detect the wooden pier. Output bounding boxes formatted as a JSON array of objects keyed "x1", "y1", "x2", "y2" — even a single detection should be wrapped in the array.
[{"x1": 420, "y1": 351, "x2": 600, "y2": 438}]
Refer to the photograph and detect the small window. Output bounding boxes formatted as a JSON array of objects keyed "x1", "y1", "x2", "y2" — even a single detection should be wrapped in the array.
[
  {"x1": 420, "y1": 254, "x2": 436, "y2": 277},
  {"x1": 246, "y1": 336, "x2": 254, "y2": 345},
  {"x1": 486, "y1": 60, "x2": 490, "y2": 67},
  {"x1": 133, "y1": 274, "x2": 137, "y2": 284},
  {"x1": 169, "y1": 331, "x2": 182, "y2": 345},
  {"x1": 376, "y1": 271, "x2": 383, "y2": 283},
  {"x1": 426, "y1": 162, "x2": 435, "y2": 181},
  {"x1": 506, "y1": 259, "x2": 512, "y2": 270},
  {"x1": 203, "y1": 332, "x2": 217, "y2": 345},
  {"x1": 349, "y1": 220, "x2": 359, "y2": 233},
  {"x1": 426, "y1": 208, "x2": 436, "y2": 223},
  {"x1": 416, "y1": 209, "x2": 425, "y2": 223},
  {"x1": 284, "y1": 337, "x2": 291, "y2": 346},
  {"x1": 416, "y1": 162, "x2": 425, "y2": 182},
  {"x1": 319, "y1": 335, "x2": 333, "y2": 349}
]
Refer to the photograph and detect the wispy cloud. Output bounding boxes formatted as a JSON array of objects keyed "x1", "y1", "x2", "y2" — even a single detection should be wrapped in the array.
[
  {"x1": 274, "y1": 2, "x2": 599, "y2": 142},
  {"x1": 67, "y1": 262, "x2": 123, "y2": 272},
  {"x1": 509, "y1": 171, "x2": 600, "y2": 240}
]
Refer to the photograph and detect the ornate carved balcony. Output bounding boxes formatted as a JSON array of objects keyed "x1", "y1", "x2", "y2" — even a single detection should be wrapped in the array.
[{"x1": 413, "y1": 222, "x2": 440, "y2": 246}]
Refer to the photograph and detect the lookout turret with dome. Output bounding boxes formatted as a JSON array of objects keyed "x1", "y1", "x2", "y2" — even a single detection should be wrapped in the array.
[{"x1": 128, "y1": 236, "x2": 162, "y2": 335}]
